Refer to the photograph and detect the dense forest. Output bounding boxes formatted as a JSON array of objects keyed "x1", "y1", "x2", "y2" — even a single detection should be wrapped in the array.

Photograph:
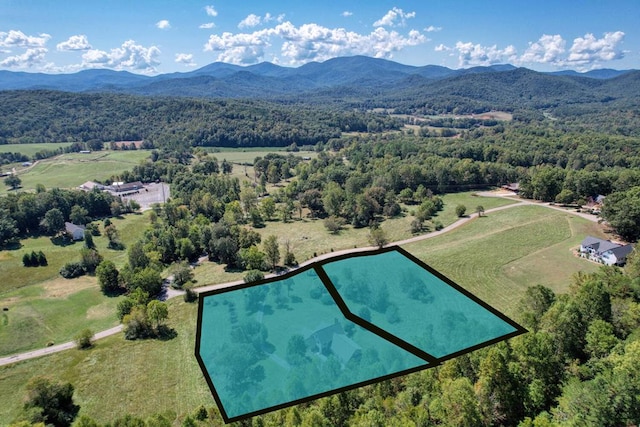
[{"x1": 0, "y1": 91, "x2": 400, "y2": 146}]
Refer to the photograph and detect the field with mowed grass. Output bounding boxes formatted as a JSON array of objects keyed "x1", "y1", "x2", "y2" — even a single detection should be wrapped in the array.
[
  {"x1": 0, "y1": 203, "x2": 611, "y2": 425},
  {"x1": 402, "y1": 204, "x2": 605, "y2": 316},
  {"x1": 0, "y1": 142, "x2": 73, "y2": 157},
  {"x1": 0, "y1": 299, "x2": 216, "y2": 425},
  {"x1": 1, "y1": 150, "x2": 152, "y2": 195},
  {"x1": 0, "y1": 212, "x2": 150, "y2": 356}
]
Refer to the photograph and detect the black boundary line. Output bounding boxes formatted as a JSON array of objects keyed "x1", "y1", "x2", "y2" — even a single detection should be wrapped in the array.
[
  {"x1": 195, "y1": 246, "x2": 527, "y2": 423},
  {"x1": 314, "y1": 264, "x2": 440, "y2": 365}
]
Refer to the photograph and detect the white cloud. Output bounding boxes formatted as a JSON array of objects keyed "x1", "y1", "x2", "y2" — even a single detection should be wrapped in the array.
[
  {"x1": 205, "y1": 5, "x2": 218, "y2": 17},
  {"x1": 567, "y1": 31, "x2": 625, "y2": 65},
  {"x1": 204, "y1": 29, "x2": 272, "y2": 64},
  {"x1": 424, "y1": 25, "x2": 442, "y2": 33},
  {"x1": 264, "y1": 13, "x2": 285, "y2": 23},
  {"x1": 435, "y1": 43, "x2": 451, "y2": 52},
  {"x1": 82, "y1": 40, "x2": 161, "y2": 74},
  {"x1": 239, "y1": 14, "x2": 262, "y2": 29},
  {"x1": 0, "y1": 47, "x2": 47, "y2": 68},
  {"x1": 175, "y1": 53, "x2": 196, "y2": 67},
  {"x1": 156, "y1": 20, "x2": 171, "y2": 30},
  {"x1": 199, "y1": 23, "x2": 216, "y2": 29},
  {"x1": 203, "y1": 21, "x2": 427, "y2": 65},
  {"x1": 342, "y1": 11, "x2": 353, "y2": 17},
  {"x1": 520, "y1": 34, "x2": 565, "y2": 65},
  {"x1": 0, "y1": 30, "x2": 50, "y2": 48},
  {"x1": 57, "y1": 35, "x2": 92, "y2": 51},
  {"x1": 373, "y1": 7, "x2": 416, "y2": 27},
  {"x1": 455, "y1": 41, "x2": 517, "y2": 67}
]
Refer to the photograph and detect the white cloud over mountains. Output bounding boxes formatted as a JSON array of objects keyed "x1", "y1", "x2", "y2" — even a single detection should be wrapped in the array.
[
  {"x1": 205, "y1": 10, "x2": 427, "y2": 66},
  {"x1": 0, "y1": 30, "x2": 50, "y2": 48},
  {"x1": 373, "y1": 7, "x2": 416, "y2": 28},
  {"x1": 82, "y1": 40, "x2": 161, "y2": 73},
  {"x1": 0, "y1": 47, "x2": 47, "y2": 67},
  {"x1": 443, "y1": 31, "x2": 626, "y2": 70},
  {"x1": 57, "y1": 35, "x2": 92, "y2": 51}
]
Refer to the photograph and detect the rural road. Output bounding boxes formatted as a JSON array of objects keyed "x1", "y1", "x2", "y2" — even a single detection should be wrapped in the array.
[{"x1": 0, "y1": 195, "x2": 600, "y2": 367}]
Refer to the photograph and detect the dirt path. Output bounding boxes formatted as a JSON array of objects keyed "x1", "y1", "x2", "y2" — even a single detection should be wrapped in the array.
[{"x1": 0, "y1": 196, "x2": 601, "y2": 367}]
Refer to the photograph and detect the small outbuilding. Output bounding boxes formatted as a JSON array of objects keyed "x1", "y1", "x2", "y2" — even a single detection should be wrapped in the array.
[{"x1": 65, "y1": 222, "x2": 85, "y2": 241}]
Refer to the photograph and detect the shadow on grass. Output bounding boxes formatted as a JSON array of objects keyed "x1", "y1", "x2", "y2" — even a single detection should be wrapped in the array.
[
  {"x1": 2, "y1": 241, "x2": 23, "y2": 251},
  {"x1": 156, "y1": 325, "x2": 178, "y2": 341},
  {"x1": 50, "y1": 235, "x2": 75, "y2": 246}
]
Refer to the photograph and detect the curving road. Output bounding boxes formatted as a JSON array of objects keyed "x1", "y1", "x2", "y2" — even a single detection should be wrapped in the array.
[{"x1": 0, "y1": 195, "x2": 600, "y2": 367}]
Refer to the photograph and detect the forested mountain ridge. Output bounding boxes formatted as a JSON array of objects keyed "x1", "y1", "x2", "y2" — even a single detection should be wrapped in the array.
[{"x1": 0, "y1": 56, "x2": 635, "y2": 102}]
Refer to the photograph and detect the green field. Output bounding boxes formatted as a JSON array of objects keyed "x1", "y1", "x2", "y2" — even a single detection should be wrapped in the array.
[
  {"x1": 201, "y1": 148, "x2": 318, "y2": 165},
  {"x1": 0, "y1": 203, "x2": 609, "y2": 425},
  {"x1": 0, "y1": 142, "x2": 73, "y2": 157},
  {"x1": 403, "y1": 205, "x2": 604, "y2": 316},
  {"x1": 1, "y1": 150, "x2": 151, "y2": 195},
  {"x1": 0, "y1": 213, "x2": 150, "y2": 356}
]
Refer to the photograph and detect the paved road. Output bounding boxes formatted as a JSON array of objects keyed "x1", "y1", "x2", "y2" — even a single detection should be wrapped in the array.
[{"x1": 0, "y1": 196, "x2": 600, "y2": 367}]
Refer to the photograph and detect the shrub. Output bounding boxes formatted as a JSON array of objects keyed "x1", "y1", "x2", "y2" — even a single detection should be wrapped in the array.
[
  {"x1": 60, "y1": 262, "x2": 86, "y2": 279},
  {"x1": 74, "y1": 328, "x2": 94, "y2": 349},
  {"x1": 184, "y1": 287, "x2": 198, "y2": 303},
  {"x1": 455, "y1": 204, "x2": 467, "y2": 217}
]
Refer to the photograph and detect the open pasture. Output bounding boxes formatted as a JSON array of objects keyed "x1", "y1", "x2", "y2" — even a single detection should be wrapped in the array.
[
  {"x1": 1, "y1": 150, "x2": 151, "y2": 194},
  {"x1": 0, "y1": 142, "x2": 73, "y2": 157},
  {"x1": 403, "y1": 205, "x2": 605, "y2": 315}
]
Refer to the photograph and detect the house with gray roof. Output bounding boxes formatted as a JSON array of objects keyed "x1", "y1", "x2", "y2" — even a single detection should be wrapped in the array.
[
  {"x1": 65, "y1": 222, "x2": 85, "y2": 241},
  {"x1": 579, "y1": 236, "x2": 634, "y2": 266}
]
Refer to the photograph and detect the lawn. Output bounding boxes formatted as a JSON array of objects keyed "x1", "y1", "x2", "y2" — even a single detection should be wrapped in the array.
[
  {"x1": 0, "y1": 212, "x2": 150, "y2": 356},
  {"x1": 0, "y1": 299, "x2": 215, "y2": 425},
  {"x1": 402, "y1": 204, "x2": 605, "y2": 316},
  {"x1": 0, "y1": 204, "x2": 611, "y2": 425},
  {"x1": 1, "y1": 150, "x2": 151, "y2": 195},
  {"x1": 0, "y1": 276, "x2": 121, "y2": 356}
]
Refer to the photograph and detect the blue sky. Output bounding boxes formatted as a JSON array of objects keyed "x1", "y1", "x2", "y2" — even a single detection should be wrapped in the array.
[{"x1": 1, "y1": 0, "x2": 638, "y2": 74}]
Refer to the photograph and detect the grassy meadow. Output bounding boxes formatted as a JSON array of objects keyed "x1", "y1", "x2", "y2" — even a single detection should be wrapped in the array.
[
  {"x1": 0, "y1": 142, "x2": 73, "y2": 157},
  {"x1": 0, "y1": 202, "x2": 609, "y2": 425},
  {"x1": 404, "y1": 204, "x2": 605, "y2": 316},
  {"x1": 0, "y1": 212, "x2": 150, "y2": 356},
  {"x1": 1, "y1": 150, "x2": 152, "y2": 195}
]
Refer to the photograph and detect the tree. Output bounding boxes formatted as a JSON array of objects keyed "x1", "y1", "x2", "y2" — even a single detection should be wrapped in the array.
[
  {"x1": 146, "y1": 300, "x2": 169, "y2": 331},
  {"x1": 36, "y1": 251, "x2": 47, "y2": 266},
  {"x1": 0, "y1": 208, "x2": 19, "y2": 246},
  {"x1": 79, "y1": 247, "x2": 103, "y2": 274},
  {"x1": 476, "y1": 205, "x2": 485, "y2": 217},
  {"x1": 244, "y1": 270, "x2": 264, "y2": 284},
  {"x1": 171, "y1": 261, "x2": 193, "y2": 288},
  {"x1": 21, "y1": 377, "x2": 80, "y2": 427},
  {"x1": 83, "y1": 230, "x2": 95, "y2": 249},
  {"x1": 128, "y1": 267, "x2": 163, "y2": 296},
  {"x1": 263, "y1": 235, "x2": 280, "y2": 271},
  {"x1": 286, "y1": 334, "x2": 307, "y2": 366},
  {"x1": 368, "y1": 227, "x2": 388, "y2": 249},
  {"x1": 455, "y1": 204, "x2": 467, "y2": 218},
  {"x1": 41, "y1": 208, "x2": 65, "y2": 236},
  {"x1": 221, "y1": 159, "x2": 232, "y2": 174},
  {"x1": 240, "y1": 245, "x2": 266, "y2": 271},
  {"x1": 601, "y1": 186, "x2": 640, "y2": 241},
  {"x1": 324, "y1": 216, "x2": 345, "y2": 234},
  {"x1": 128, "y1": 241, "x2": 150, "y2": 270},
  {"x1": 261, "y1": 197, "x2": 276, "y2": 221},
  {"x1": 70, "y1": 205, "x2": 89, "y2": 226},
  {"x1": 96, "y1": 260, "x2": 120, "y2": 294},
  {"x1": 74, "y1": 328, "x2": 94, "y2": 349},
  {"x1": 4, "y1": 174, "x2": 21, "y2": 190},
  {"x1": 105, "y1": 224, "x2": 123, "y2": 250}
]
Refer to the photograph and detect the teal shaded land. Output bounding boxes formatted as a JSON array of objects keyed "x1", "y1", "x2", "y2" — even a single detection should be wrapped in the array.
[
  {"x1": 321, "y1": 250, "x2": 518, "y2": 358},
  {"x1": 196, "y1": 247, "x2": 525, "y2": 423}
]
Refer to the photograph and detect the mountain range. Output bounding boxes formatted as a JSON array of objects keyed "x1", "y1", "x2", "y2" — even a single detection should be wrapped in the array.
[{"x1": 0, "y1": 56, "x2": 635, "y2": 100}]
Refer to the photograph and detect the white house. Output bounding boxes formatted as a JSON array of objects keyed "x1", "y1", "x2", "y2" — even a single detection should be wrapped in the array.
[
  {"x1": 579, "y1": 236, "x2": 634, "y2": 266},
  {"x1": 65, "y1": 222, "x2": 85, "y2": 241}
]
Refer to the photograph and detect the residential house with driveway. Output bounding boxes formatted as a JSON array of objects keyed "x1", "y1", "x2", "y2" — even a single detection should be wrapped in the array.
[{"x1": 579, "y1": 236, "x2": 634, "y2": 266}]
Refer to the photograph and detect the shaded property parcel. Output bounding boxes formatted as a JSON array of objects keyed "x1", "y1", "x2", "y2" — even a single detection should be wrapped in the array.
[{"x1": 196, "y1": 247, "x2": 526, "y2": 423}]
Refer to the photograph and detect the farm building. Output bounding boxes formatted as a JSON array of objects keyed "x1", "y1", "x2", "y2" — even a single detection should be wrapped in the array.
[
  {"x1": 579, "y1": 236, "x2": 634, "y2": 266},
  {"x1": 105, "y1": 181, "x2": 144, "y2": 195},
  {"x1": 65, "y1": 222, "x2": 85, "y2": 240}
]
